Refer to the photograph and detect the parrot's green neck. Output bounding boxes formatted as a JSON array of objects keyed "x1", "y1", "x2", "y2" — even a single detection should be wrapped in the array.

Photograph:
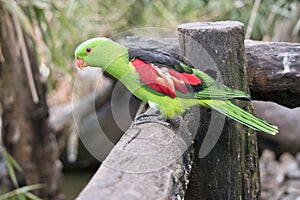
[
  {"x1": 87, "y1": 39, "x2": 139, "y2": 90},
  {"x1": 87, "y1": 40, "x2": 135, "y2": 80}
]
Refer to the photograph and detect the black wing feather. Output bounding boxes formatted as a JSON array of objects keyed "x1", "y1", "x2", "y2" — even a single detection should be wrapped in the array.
[
  {"x1": 128, "y1": 48, "x2": 180, "y2": 65},
  {"x1": 128, "y1": 48, "x2": 207, "y2": 92},
  {"x1": 128, "y1": 48, "x2": 196, "y2": 73}
]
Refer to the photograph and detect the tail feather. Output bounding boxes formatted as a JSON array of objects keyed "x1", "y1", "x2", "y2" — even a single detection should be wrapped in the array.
[
  {"x1": 203, "y1": 100, "x2": 279, "y2": 135},
  {"x1": 195, "y1": 85, "x2": 251, "y2": 100}
]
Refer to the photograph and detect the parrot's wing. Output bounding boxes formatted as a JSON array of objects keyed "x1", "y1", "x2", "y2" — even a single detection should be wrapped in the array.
[
  {"x1": 129, "y1": 48, "x2": 202, "y2": 98},
  {"x1": 129, "y1": 48, "x2": 250, "y2": 100}
]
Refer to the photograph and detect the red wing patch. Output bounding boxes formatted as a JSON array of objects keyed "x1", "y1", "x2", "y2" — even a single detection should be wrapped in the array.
[{"x1": 131, "y1": 58, "x2": 201, "y2": 98}]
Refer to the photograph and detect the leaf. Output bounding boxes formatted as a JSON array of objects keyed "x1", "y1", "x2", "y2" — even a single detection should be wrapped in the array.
[
  {"x1": 0, "y1": 184, "x2": 43, "y2": 200},
  {"x1": 0, "y1": 147, "x2": 22, "y2": 188}
]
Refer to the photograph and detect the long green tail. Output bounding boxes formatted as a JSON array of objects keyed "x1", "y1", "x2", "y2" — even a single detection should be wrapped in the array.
[{"x1": 203, "y1": 100, "x2": 279, "y2": 135}]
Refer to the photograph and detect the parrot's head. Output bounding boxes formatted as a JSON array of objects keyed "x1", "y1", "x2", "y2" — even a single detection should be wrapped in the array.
[
  {"x1": 75, "y1": 37, "x2": 127, "y2": 70},
  {"x1": 75, "y1": 37, "x2": 109, "y2": 70}
]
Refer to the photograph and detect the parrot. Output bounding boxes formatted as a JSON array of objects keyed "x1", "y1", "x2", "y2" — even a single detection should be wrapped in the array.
[{"x1": 75, "y1": 37, "x2": 278, "y2": 135}]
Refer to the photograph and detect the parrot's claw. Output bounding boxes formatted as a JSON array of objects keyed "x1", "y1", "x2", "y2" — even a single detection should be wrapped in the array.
[
  {"x1": 132, "y1": 108, "x2": 170, "y2": 128},
  {"x1": 132, "y1": 119, "x2": 170, "y2": 128},
  {"x1": 135, "y1": 102, "x2": 148, "y2": 116}
]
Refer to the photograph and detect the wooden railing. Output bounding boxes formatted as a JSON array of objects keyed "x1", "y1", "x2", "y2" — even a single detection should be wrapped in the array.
[{"x1": 76, "y1": 21, "x2": 300, "y2": 200}]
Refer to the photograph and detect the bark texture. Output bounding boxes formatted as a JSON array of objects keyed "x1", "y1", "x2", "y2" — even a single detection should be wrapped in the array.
[
  {"x1": 178, "y1": 21, "x2": 260, "y2": 199},
  {"x1": 0, "y1": 5, "x2": 63, "y2": 200},
  {"x1": 76, "y1": 108, "x2": 198, "y2": 200},
  {"x1": 245, "y1": 40, "x2": 300, "y2": 108}
]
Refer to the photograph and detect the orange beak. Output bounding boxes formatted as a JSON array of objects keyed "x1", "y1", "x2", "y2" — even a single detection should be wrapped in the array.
[{"x1": 76, "y1": 58, "x2": 88, "y2": 70}]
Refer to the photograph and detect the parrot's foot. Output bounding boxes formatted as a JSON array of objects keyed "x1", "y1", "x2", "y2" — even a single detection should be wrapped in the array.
[
  {"x1": 135, "y1": 102, "x2": 148, "y2": 116},
  {"x1": 132, "y1": 108, "x2": 170, "y2": 128},
  {"x1": 132, "y1": 119, "x2": 170, "y2": 127}
]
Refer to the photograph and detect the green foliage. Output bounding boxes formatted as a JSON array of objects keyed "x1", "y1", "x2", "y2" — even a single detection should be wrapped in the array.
[
  {"x1": 1, "y1": 0, "x2": 298, "y2": 73},
  {"x1": 0, "y1": 185, "x2": 43, "y2": 200},
  {"x1": 0, "y1": 147, "x2": 43, "y2": 200}
]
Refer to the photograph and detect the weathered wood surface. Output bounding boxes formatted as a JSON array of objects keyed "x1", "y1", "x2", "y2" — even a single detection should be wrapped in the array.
[
  {"x1": 245, "y1": 40, "x2": 300, "y2": 108},
  {"x1": 74, "y1": 24, "x2": 300, "y2": 199},
  {"x1": 76, "y1": 108, "x2": 199, "y2": 200},
  {"x1": 178, "y1": 21, "x2": 260, "y2": 199}
]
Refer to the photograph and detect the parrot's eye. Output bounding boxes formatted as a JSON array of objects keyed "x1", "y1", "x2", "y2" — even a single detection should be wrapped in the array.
[{"x1": 86, "y1": 48, "x2": 92, "y2": 53}]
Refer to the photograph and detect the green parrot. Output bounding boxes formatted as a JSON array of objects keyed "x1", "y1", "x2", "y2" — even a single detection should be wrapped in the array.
[{"x1": 75, "y1": 37, "x2": 278, "y2": 135}]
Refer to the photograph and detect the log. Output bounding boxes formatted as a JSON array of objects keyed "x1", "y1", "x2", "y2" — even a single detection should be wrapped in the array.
[
  {"x1": 245, "y1": 40, "x2": 300, "y2": 108},
  {"x1": 178, "y1": 21, "x2": 260, "y2": 199},
  {"x1": 76, "y1": 107, "x2": 199, "y2": 200}
]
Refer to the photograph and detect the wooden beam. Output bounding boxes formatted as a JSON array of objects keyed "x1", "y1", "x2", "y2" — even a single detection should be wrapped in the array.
[{"x1": 245, "y1": 40, "x2": 300, "y2": 108}]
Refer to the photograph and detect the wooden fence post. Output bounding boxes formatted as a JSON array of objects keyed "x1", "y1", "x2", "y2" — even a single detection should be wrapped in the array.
[{"x1": 178, "y1": 21, "x2": 260, "y2": 199}]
